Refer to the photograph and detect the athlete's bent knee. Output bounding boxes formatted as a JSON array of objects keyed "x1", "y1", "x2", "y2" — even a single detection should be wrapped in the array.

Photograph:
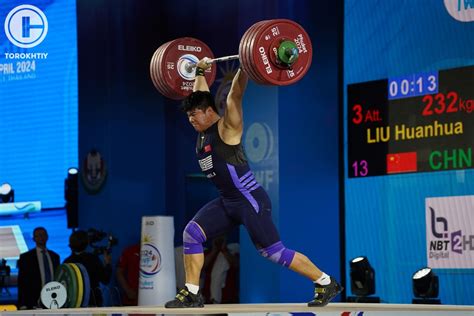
[
  {"x1": 258, "y1": 241, "x2": 295, "y2": 267},
  {"x1": 183, "y1": 221, "x2": 207, "y2": 254}
]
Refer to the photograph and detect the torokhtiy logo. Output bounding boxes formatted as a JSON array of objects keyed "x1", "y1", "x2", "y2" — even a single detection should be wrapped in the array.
[{"x1": 4, "y1": 4, "x2": 48, "y2": 48}]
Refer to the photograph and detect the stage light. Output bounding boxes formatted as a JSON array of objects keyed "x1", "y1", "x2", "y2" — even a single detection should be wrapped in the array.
[
  {"x1": 412, "y1": 267, "x2": 441, "y2": 304},
  {"x1": 347, "y1": 256, "x2": 380, "y2": 303},
  {"x1": 0, "y1": 183, "x2": 14, "y2": 203},
  {"x1": 65, "y1": 168, "x2": 79, "y2": 228}
]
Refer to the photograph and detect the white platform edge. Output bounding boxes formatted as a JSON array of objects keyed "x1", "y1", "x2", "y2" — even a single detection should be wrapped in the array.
[{"x1": 4, "y1": 303, "x2": 474, "y2": 314}]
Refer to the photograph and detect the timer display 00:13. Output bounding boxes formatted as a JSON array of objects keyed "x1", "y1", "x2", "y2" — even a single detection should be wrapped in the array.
[{"x1": 388, "y1": 71, "x2": 438, "y2": 100}]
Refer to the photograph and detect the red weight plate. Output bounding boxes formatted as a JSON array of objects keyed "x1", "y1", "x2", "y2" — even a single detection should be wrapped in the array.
[
  {"x1": 238, "y1": 23, "x2": 252, "y2": 75},
  {"x1": 247, "y1": 20, "x2": 274, "y2": 85},
  {"x1": 239, "y1": 21, "x2": 267, "y2": 83},
  {"x1": 161, "y1": 38, "x2": 208, "y2": 99},
  {"x1": 150, "y1": 44, "x2": 164, "y2": 91},
  {"x1": 240, "y1": 20, "x2": 268, "y2": 84},
  {"x1": 238, "y1": 22, "x2": 256, "y2": 81},
  {"x1": 251, "y1": 19, "x2": 312, "y2": 86},
  {"x1": 155, "y1": 40, "x2": 181, "y2": 99},
  {"x1": 249, "y1": 19, "x2": 282, "y2": 85},
  {"x1": 249, "y1": 19, "x2": 293, "y2": 85},
  {"x1": 150, "y1": 41, "x2": 177, "y2": 98},
  {"x1": 249, "y1": 20, "x2": 276, "y2": 85},
  {"x1": 150, "y1": 42, "x2": 169, "y2": 96},
  {"x1": 161, "y1": 37, "x2": 216, "y2": 100},
  {"x1": 154, "y1": 40, "x2": 181, "y2": 99},
  {"x1": 245, "y1": 21, "x2": 270, "y2": 84}
]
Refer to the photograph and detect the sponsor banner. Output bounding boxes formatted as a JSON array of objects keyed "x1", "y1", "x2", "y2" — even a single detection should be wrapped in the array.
[
  {"x1": 426, "y1": 195, "x2": 474, "y2": 268},
  {"x1": 138, "y1": 216, "x2": 176, "y2": 305}
]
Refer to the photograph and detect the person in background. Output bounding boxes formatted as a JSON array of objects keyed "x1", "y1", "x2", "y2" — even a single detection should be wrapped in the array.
[
  {"x1": 202, "y1": 235, "x2": 239, "y2": 304},
  {"x1": 0, "y1": 258, "x2": 11, "y2": 296},
  {"x1": 64, "y1": 230, "x2": 112, "y2": 307},
  {"x1": 17, "y1": 227, "x2": 60, "y2": 309},
  {"x1": 116, "y1": 243, "x2": 140, "y2": 305}
]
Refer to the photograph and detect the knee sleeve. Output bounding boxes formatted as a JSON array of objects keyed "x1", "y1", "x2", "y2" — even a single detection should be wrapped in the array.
[
  {"x1": 183, "y1": 221, "x2": 207, "y2": 255},
  {"x1": 258, "y1": 241, "x2": 295, "y2": 267}
]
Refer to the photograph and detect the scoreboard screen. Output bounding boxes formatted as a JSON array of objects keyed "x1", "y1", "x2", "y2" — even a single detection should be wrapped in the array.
[
  {"x1": 347, "y1": 65, "x2": 473, "y2": 178},
  {"x1": 344, "y1": 0, "x2": 474, "y2": 305}
]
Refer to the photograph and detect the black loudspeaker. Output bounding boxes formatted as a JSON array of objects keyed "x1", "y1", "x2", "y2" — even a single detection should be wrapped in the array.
[{"x1": 65, "y1": 171, "x2": 79, "y2": 228}]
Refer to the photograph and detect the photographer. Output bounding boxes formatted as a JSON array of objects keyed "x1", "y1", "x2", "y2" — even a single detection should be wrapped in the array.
[{"x1": 64, "y1": 230, "x2": 112, "y2": 307}]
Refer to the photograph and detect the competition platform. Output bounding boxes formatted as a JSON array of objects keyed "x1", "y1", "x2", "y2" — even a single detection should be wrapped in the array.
[{"x1": 2, "y1": 303, "x2": 474, "y2": 315}]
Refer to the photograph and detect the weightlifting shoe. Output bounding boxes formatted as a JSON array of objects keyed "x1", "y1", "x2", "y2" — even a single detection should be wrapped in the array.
[
  {"x1": 308, "y1": 278, "x2": 343, "y2": 307},
  {"x1": 164, "y1": 286, "x2": 204, "y2": 308}
]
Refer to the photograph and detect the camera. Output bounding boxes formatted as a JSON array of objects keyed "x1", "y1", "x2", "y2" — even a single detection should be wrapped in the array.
[{"x1": 87, "y1": 228, "x2": 118, "y2": 255}]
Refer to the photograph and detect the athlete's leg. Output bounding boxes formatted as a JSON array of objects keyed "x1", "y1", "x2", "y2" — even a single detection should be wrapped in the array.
[
  {"x1": 165, "y1": 198, "x2": 238, "y2": 308},
  {"x1": 256, "y1": 238, "x2": 324, "y2": 280},
  {"x1": 234, "y1": 190, "x2": 342, "y2": 306},
  {"x1": 182, "y1": 221, "x2": 206, "y2": 286},
  {"x1": 288, "y1": 252, "x2": 323, "y2": 280},
  {"x1": 183, "y1": 198, "x2": 238, "y2": 286}
]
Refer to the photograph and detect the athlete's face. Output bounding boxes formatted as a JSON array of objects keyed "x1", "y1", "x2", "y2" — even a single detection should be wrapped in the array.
[{"x1": 187, "y1": 107, "x2": 212, "y2": 132}]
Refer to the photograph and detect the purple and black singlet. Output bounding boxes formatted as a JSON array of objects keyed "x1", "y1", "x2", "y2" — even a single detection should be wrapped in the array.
[{"x1": 192, "y1": 120, "x2": 281, "y2": 251}]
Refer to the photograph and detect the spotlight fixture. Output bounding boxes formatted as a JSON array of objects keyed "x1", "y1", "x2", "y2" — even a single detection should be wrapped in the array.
[
  {"x1": 0, "y1": 183, "x2": 14, "y2": 203},
  {"x1": 347, "y1": 256, "x2": 380, "y2": 303},
  {"x1": 65, "y1": 168, "x2": 79, "y2": 228},
  {"x1": 412, "y1": 267, "x2": 441, "y2": 304}
]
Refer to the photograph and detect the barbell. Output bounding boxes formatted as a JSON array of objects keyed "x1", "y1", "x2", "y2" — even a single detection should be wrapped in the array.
[{"x1": 150, "y1": 19, "x2": 312, "y2": 100}]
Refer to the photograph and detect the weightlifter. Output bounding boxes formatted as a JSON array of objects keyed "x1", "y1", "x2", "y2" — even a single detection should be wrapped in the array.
[{"x1": 164, "y1": 58, "x2": 342, "y2": 308}]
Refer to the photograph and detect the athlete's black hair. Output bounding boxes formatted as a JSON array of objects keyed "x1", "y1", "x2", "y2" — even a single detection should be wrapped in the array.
[{"x1": 182, "y1": 90, "x2": 218, "y2": 113}]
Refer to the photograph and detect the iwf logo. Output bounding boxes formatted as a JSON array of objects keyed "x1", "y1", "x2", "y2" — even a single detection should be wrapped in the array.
[
  {"x1": 244, "y1": 122, "x2": 274, "y2": 163},
  {"x1": 444, "y1": 0, "x2": 474, "y2": 22},
  {"x1": 426, "y1": 196, "x2": 474, "y2": 269},
  {"x1": 4, "y1": 4, "x2": 48, "y2": 48},
  {"x1": 140, "y1": 243, "x2": 162, "y2": 277}
]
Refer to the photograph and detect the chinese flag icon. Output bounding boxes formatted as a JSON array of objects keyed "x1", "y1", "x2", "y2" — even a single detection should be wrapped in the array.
[{"x1": 386, "y1": 152, "x2": 417, "y2": 174}]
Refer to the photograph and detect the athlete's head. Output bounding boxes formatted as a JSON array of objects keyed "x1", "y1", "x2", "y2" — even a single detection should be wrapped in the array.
[{"x1": 182, "y1": 91, "x2": 219, "y2": 132}]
